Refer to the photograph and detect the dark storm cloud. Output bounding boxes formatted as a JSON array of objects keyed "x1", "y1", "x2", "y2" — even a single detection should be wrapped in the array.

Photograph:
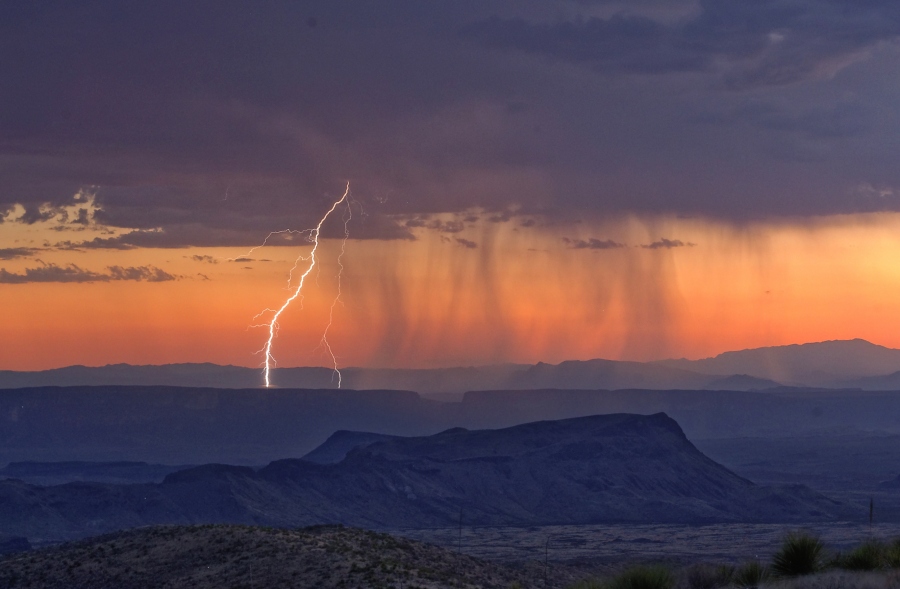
[
  {"x1": 2, "y1": 0, "x2": 900, "y2": 245},
  {"x1": 467, "y1": 0, "x2": 900, "y2": 88},
  {"x1": 699, "y1": 101, "x2": 873, "y2": 140},
  {"x1": 641, "y1": 238, "x2": 695, "y2": 249},
  {"x1": 466, "y1": 14, "x2": 705, "y2": 74},
  {"x1": 563, "y1": 237, "x2": 626, "y2": 250},
  {"x1": 455, "y1": 238, "x2": 478, "y2": 249},
  {"x1": 0, "y1": 262, "x2": 178, "y2": 284}
]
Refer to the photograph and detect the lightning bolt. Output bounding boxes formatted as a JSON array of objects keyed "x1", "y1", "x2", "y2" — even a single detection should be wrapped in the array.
[
  {"x1": 317, "y1": 191, "x2": 352, "y2": 388},
  {"x1": 255, "y1": 183, "x2": 352, "y2": 388}
]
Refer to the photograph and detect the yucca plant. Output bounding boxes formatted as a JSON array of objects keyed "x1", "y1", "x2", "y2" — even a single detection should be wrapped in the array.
[
  {"x1": 771, "y1": 532, "x2": 825, "y2": 577},
  {"x1": 733, "y1": 560, "x2": 768, "y2": 588},
  {"x1": 608, "y1": 565, "x2": 674, "y2": 589},
  {"x1": 840, "y1": 539, "x2": 884, "y2": 570}
]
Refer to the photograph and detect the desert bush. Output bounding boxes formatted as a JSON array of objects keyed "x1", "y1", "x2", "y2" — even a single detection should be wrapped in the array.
[
  {"x1": 685, "y1": 563, "x2": 734, "y2": 589},
  {"x1": 886, "y1": 538, "x2": 900, "y2": 569},
  {"x1": 733, "y1": 560, "x2": 768, "y2": 588},
  {"x1": 608, "y1": 565, "x2": 674, "y2": 589},
  {"x1": 840, "y1": 540, "x2": 884, "y2": 571},
  {"x1": 771, "y1": 532, "x2": 825, "y2": 577}
]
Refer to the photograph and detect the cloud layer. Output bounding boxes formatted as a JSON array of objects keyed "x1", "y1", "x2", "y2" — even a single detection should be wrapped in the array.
[{"x1": 0, "y1": 263, "x2": 178, "y2": 284}]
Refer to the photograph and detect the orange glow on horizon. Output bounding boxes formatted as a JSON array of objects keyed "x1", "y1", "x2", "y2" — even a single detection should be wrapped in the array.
[{"x1": 4, "y1": 212, "x2": 900, "y2": 371}]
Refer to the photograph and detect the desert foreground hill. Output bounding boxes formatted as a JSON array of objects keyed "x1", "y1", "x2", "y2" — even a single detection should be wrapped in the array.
[{"x1": 0, "y1": 524, "x2": 562, "y2": 589}]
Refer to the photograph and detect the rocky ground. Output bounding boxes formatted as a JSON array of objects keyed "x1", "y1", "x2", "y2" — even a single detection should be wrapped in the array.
[
  {"x1": 5, "y1": 523, "x2": 900, "y2": 589},
  {"x1": 0, "y1": 524, "x2": 576, "y2": 589}
]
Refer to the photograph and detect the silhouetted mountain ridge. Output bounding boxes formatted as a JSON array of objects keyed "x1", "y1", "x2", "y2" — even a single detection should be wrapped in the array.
[{"x1": 0, "y1": 414, "x2": 843, "y2": 543}]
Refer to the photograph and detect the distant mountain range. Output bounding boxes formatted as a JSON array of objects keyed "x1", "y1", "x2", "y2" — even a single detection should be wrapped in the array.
[
  {"x1": 4, "y1": 339, "x2": 900, "y2": 393},
  {"x1": 658, "y1": 339, "x2": 900, "y2": 387},
  {"x1": 0, "y1": 414, "x2": 843, "y2": 543}
]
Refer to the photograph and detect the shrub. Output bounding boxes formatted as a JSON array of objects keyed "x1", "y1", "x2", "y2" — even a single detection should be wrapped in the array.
[
  {"x1": 685, "y1": 563, "x2": 734, "y2": 589},
  {"x1": 771, "y1": 532, "x2": 825, "y2": 577},
  {"x1": 840, "y1": 540, "x2": 884, "y2": 571},
  {"x1": 733, "y1": 560, "x2": 768, "y2": 588},
  {"x1": 885, "y1": 538, "x2": 900, "y2": 568},
  {"x1": 608, "y1": 565, "x2": 674, "y2": 589}
]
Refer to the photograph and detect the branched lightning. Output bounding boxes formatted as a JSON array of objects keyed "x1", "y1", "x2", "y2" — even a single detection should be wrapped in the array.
[
  {"x1": 252, "y1": 183, "x2": 352, "y2": 388},
  {"x1": 317, "y1": 191, "x2": 352, "y2": 387},
  {"x1": 226, "y1": 228, "x2": 314, "y2": 264}
]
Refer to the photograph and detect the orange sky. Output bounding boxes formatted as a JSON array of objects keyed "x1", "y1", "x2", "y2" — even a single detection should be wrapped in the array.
[{"x1": 3, "y1": 211, "x2": 900, "y2": 371}]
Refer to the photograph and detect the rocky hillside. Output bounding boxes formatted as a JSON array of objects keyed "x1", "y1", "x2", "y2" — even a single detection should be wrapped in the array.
[
  {"x1": 0, "y1": 524, "x2": 557, "y2": 589},
  {"x1": 0, "y1": 414, "x2": 843, "y2": 544}
]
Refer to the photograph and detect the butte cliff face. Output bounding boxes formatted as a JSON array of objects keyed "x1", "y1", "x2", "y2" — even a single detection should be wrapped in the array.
[
  {"x1": 275, "y1": 412, "x2": 841, "y2": 527},
  {"x1": 0, "y1": 413, "x2": 842, "y2": 543}
]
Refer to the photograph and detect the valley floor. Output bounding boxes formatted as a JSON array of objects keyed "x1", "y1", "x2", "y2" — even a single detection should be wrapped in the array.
[{"x1": 395, "y1": 522, "x2": 900, "y2": 570}]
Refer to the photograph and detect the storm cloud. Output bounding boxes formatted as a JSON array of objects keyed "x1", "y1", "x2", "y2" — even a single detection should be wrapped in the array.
[{"x1": 4, "y1": 1, "x2": 900, "y2": 248}]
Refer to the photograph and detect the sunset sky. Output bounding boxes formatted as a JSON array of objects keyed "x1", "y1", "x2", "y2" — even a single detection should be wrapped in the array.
[{"x1": 4, "y1": 1, "x2": 900, "y2": 371}]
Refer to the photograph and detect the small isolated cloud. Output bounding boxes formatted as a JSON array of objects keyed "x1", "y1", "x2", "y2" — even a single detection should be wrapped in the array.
[
  {"x1": 231, "y1": 257, "x2": 253, "y2": 263},
  {"x1": 0, "y1": 247, "x2": 38, "y2": 260},
  {"x1": 57, "y1": 237, "x2": 137, "y2": 251},
  {"x1": 641, "y1": 238, "x2": 695, "y2": 249},
  {"x1": 455, "y1": 238, "x2": 478, "y2": 249},
  {"x1": 0, "y1": 262, "x2": 179, "y2": 284},
  {"x1": 106, "y1": 265, "x2": 177, "y2": 282},
  {"x1": 563, "y1": 237, "x2": 626, "y2": 250},
  {"x1": 189, "y1": 254, "x2": 219, "y2": 264}
]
